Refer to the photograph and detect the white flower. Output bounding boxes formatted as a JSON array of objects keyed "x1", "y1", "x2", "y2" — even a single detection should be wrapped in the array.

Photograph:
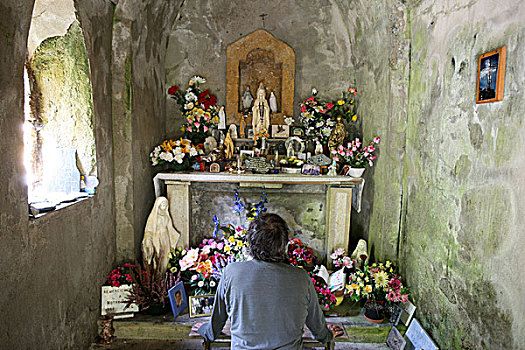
[
  {"x1": 190, "y1": 76, "x2": 206, "y2": 85},
  {"x1": 210, "y1": 281, "x2": 216, "y2": 287},
  {"x1": 197, "y1": 280, "x2": 204, "y2": 287},
  {"x1": 315, "y1": 121, "x2": 324, "y2": 128},
  {"x1": 173, "y1": 147, "x2": 183, "y2": 155},
  {"x1": 189, "y1": 147, "x2": 198, "y2": 157},
  {"x1": 174, "y1": 153, "x2": 185, "y2": 164},
  {"x1": 312, "y1": 88, "x2": 318, "y2": 95},
  {"x1": 191, "y1": 275, "x2": 198, "y2": 281},
  {"x1": 284, "y1": 116, "x2": 294, "y2": 126},
  {"x1": 160, "y1": 152, "x2": 174, "y2": 162},
  {"x1": 184, "y1": 102, "x2": 194, "y2": 110},
  {"x1": 185, "y1": 91, "x2": 198, "y2": 102}
]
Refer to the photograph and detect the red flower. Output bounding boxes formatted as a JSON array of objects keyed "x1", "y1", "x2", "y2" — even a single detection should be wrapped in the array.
[
  {"x1": 198, "y1": 89, "x2": 217, "y2": 109},
  {"x1": 326, "y1": 102, "x2": 334, "y2": 110},
  {"x1": 168, "y1": 85, "x2": 179, "y2": 95},
  {"x1": 306, "y1": 97, "x2": 314, "y2": 101}
]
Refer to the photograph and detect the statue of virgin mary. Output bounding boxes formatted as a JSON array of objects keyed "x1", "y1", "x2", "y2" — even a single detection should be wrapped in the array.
[{"x1": 251, "y1": 83, "x2": 270, "y2": 135}]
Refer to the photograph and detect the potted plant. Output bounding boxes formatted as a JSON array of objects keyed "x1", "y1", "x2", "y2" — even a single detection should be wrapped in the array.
[
  {"x1": 346, "y1": 260, "x2": 409, "y2": 323},
  {"x1": 332, "y1": 136, "x2": 380, "y2": 177},
  {"x1": 126, "y1": 258, "x2": 169, "y2": 315}
]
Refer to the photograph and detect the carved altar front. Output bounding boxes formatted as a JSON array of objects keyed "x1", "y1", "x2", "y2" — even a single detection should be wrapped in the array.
[{"x1": 226, "y1": 29, "x2": 295, "y2": 125}]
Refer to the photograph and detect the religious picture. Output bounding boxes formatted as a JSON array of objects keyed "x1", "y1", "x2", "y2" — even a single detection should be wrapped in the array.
[
  {"x1": 476, "y1": 46, "x2": 506, "y2": 103},
  {"x1": 271, "y1": 125, "x2": 289, "y2": 138},
  {"x1": 246, "y1": 126, "x2": 254, "y2": 139},
  {"x1": 189, "y1": 294, "x2": 215, "y2": 318},
  {"x1": 168, "y1": 281, "x2": 188, "y2": 319}
]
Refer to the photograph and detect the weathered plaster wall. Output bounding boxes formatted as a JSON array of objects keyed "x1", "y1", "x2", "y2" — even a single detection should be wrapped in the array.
[
  {"x1": 164, "y1": 0, "x2": 355, "y2": 136},
  {"x1": 0, "y1": 0, "x2": 116, "y2": 348},
  {"x1": 112, "y1": 0, "x2": 182, "y2": 261},
  {"x1": 394, "y1": 1, "x2": 524, "y2": 348}
]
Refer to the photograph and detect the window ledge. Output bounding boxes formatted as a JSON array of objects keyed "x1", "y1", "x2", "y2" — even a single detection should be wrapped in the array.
[{"x1": 29, "y1": 194, "x2": 94, "y2": 219}]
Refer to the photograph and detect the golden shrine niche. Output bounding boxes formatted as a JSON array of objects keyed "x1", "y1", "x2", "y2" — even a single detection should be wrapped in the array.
[{"x1": 226, "y1": 29, "x2": 295, "y2": 126}]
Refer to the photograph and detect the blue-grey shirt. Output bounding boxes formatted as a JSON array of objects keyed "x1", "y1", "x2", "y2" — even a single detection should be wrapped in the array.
[{"x1": 198, "y1": 260, "x2": 333, "y2": 349}]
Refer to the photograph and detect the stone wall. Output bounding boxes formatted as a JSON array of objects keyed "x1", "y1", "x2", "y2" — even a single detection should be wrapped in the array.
[
  {"x1": 368, "y1": 0, "x2": 525, "y2": 348},
  {"x1": 0, "y1": 0, "x2": 116, "y2": 348},
  {"x1": 112, "y1": 0, "x2": 182, "y2": 261}
]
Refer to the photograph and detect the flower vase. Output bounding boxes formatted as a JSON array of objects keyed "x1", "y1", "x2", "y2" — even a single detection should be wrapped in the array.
[{"x1": 347, "y1": 167, "x2": 365, "y2": 178}]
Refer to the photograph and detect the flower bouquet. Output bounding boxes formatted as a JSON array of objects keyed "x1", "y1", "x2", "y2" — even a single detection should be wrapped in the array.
[
  {"x1": 167, "y1": 75, "x2": 219, "y2": 142},
  {"x1": 126, "y1": 259, "x2": 169, "y2": 314},
  {"x1": 285, "y1": 238, "x2": 318, "y2": 268},
  {"x1": 105, "y1": 262, "x2": 136, "y2": 287},
  {"x1": 299, "y1": 89, "x2": 335, "y2": 144},
  {"x1": 329, "y1": 248, "x2": 356, "y2": 271},
  {"x1": 332, "y1": 136, "x2": 380, "y2": 173},
  {"x1": 308, "y1": 272, "x2": 337, "y2": 310},
  {"x1": 329, "y1": 87, "x2": 358, "y2": 123},
  {"x1": 346, "y1": 260, "x2": 409, "y2": 322},
  {"x1": 149, "y1": 138, "x2": 201, "y2": 171},
  {"x1": 279, "y1": 156, "x2": 304, "y2": 168}
]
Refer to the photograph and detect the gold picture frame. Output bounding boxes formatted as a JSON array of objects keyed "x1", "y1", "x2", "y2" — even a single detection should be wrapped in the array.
[
  {"x1": 476, "y1": 46, "x2": 506, "y2": 103},
  {"x1": 189, "y1": 294, "x2": 215, "y2": 318}
]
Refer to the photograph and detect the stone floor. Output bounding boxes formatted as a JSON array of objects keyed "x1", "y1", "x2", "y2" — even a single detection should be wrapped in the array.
[
  {"x1": 90, "y1": 339, "x2": 390, "y2": 349},
  {"x1": 90, "y1": 301, "x2": 397, "y2": 350}
]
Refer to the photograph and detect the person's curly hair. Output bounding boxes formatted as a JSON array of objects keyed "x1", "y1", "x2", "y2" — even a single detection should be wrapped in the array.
[{"x1": 246, "y1": 213, "x2": 290, "y2": 262}]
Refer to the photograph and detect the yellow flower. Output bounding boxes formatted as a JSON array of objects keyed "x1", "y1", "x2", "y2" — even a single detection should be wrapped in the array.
[
  {"x1": 236, "y1": 240, "x2": 244, "y2": 248},
  {"x1": 337, "y1": 100, "x2": 345, "y2": 105},
  {"x1": 211, "y1": 116, "x2": 219, "y2": 123},
  {"x1": 351, "y1": 114, "x2": 358, "y2": 122},
  {"x1": 350, "y1": 283, "x2": 359, "y2": 290},
  {"x1": 365, "y1": 277, "x2": 369, "y2": 282},
  {"x1": 390, "y1": 268, "x2": 393, "y2": 273},
  {"x1": 386, "y1": 261, "x2": 391, "y2": 268},
  {"x1": 374, "y1": 271, "x2": 389, "y2": 288},
  {"x1": 224, "y1": 245, "x2": 231, "y2": 252},
  {"x1": 228, "y1": 236, "x2": 235, "y2": 243},
  {"x1": 364, "y1": 285, "x2": 372, "y2": 293}
]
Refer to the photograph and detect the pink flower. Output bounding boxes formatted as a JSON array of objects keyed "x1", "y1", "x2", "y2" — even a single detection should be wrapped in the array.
[
  {"x1": 203, "y1": 126, "x2": 209, "y2": 132},
  {"x1": 355, "y1": 139, "x2": 361, "y2": 147},
  {"x1": 342, "y1": 256, "x2": 353, "y2": 267},
  {"x1": 194, "y1": 122, "x2": 201, "y2": 128},
  {"x1": 301, "y1": 105, "x2": 306, "y2": 112},
  {"x1": 373, "y1": 136, "x2": 381, "y2": 144},
  {"x1": 333, "y1": 156, "x2": 339, "y2": 162},
  {"x1": 401, "y1": 294, "x2": 408, "y2": 303},
  {"x1": 187, "y1": 126, "x2": 192, "y2": 132}
]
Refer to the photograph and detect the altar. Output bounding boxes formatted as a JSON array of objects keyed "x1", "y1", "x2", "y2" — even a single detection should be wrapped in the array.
[{"x1": 153, "y1": 172, "x2": 362, "y2": 263}]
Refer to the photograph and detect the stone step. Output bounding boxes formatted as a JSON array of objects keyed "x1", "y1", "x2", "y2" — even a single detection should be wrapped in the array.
[{"x1": 102, "y1": 309, "x2": 401, "y2": 345}]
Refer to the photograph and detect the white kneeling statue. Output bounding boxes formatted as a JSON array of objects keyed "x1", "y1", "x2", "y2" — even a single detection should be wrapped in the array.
[{"x1": 142, "y1": 196, "x2": 180, "y2": 273}]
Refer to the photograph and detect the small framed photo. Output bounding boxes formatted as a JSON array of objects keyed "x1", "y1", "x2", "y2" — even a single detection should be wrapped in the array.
[
  {"x1": 271, "y1": 125, "x2": 289, "y2": 138},
  {"x1": 292, "y1": 127, "x2": 304, "y2": 136},
  {"x1": 168, "y1": 282, "x2": 188, "y2": 319},
  {"x1": 476, "y1": 46, "x2": 506, "y2": 103},
  {"x1": 189, "y1": 294, "x2": 215, "y2": 318},
  {"x1": 246, "y1": 126, "x2": 254, "y2": 139},
  {"x1": 209, "y1": 163, "x2": 220, "y2": 173},
  {"x1": 389, "y1": 304, "x2": 403, "y2": 326}
]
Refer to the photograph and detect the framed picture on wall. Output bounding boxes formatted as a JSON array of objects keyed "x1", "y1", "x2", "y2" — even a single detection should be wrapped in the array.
[{"x1": 476, "y1": 46, "x2": 506, "y2": 103}]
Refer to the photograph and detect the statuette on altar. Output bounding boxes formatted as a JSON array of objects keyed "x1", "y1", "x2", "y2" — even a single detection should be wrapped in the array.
[
  {"x1": 224, "y1": 131, "x2": 234, "y2": 159},
  {"x1": 328, "y1": 115, "x2": 345, "y2": 157},
  {"x1": 218, "y1": 106, "x2": 226, "y2": 130},
  {"x1": 242, "y1": 86, "x2": 253, "y2": 110},
  {"x1": 269, "y1": 91, "x2": 278, "y2": 113},
  {"x1": 252, "y1": 83, "x2": 270, "y2": 136}
]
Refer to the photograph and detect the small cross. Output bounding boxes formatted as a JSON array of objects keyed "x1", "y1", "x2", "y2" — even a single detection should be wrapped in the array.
[{"x1": 259, "y1": 13, "x2": 268, "y2": 28}]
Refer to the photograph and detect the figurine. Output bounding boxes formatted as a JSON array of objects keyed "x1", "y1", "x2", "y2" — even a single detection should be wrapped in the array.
[
  {"x1": 228, "y1": 124, "x2": 238, "y2": 139},
  {"x1": 204, "y1": 136, "x2": 217, "y2": 154},
  {"x1": 242, "y1": 86, "x2": 253, "y2": 109},
  {"x1": 218, "y1": 106, "x2": 226, "y2": 130},
  {"x1": 328, "y1": 115, "x2": 345, "y2": 157},
  {"x1": 269, "y1": 91, "x2": 278, "y2": 113},
  {"x1": 142, "y1": 197, "x2": 180, "y2": 273},
  {"x1": 315, "y1": 140, "x2": 323, "y2": 155},
  {"x1": 252, "y1": 82, "x2": 270, "y2": 136},
  {"x1": 224, "y1": 131, "x2": 234, "y2": 159},
  {"x1": 239, "y1": 114, "x2": 247, "y2": 138},
  {"x1": 286, "y1": 140, "x2": 294, "y2": 158},
  {"x1": 327, "y1": 159, "x2": 338, "y2": 176}
]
